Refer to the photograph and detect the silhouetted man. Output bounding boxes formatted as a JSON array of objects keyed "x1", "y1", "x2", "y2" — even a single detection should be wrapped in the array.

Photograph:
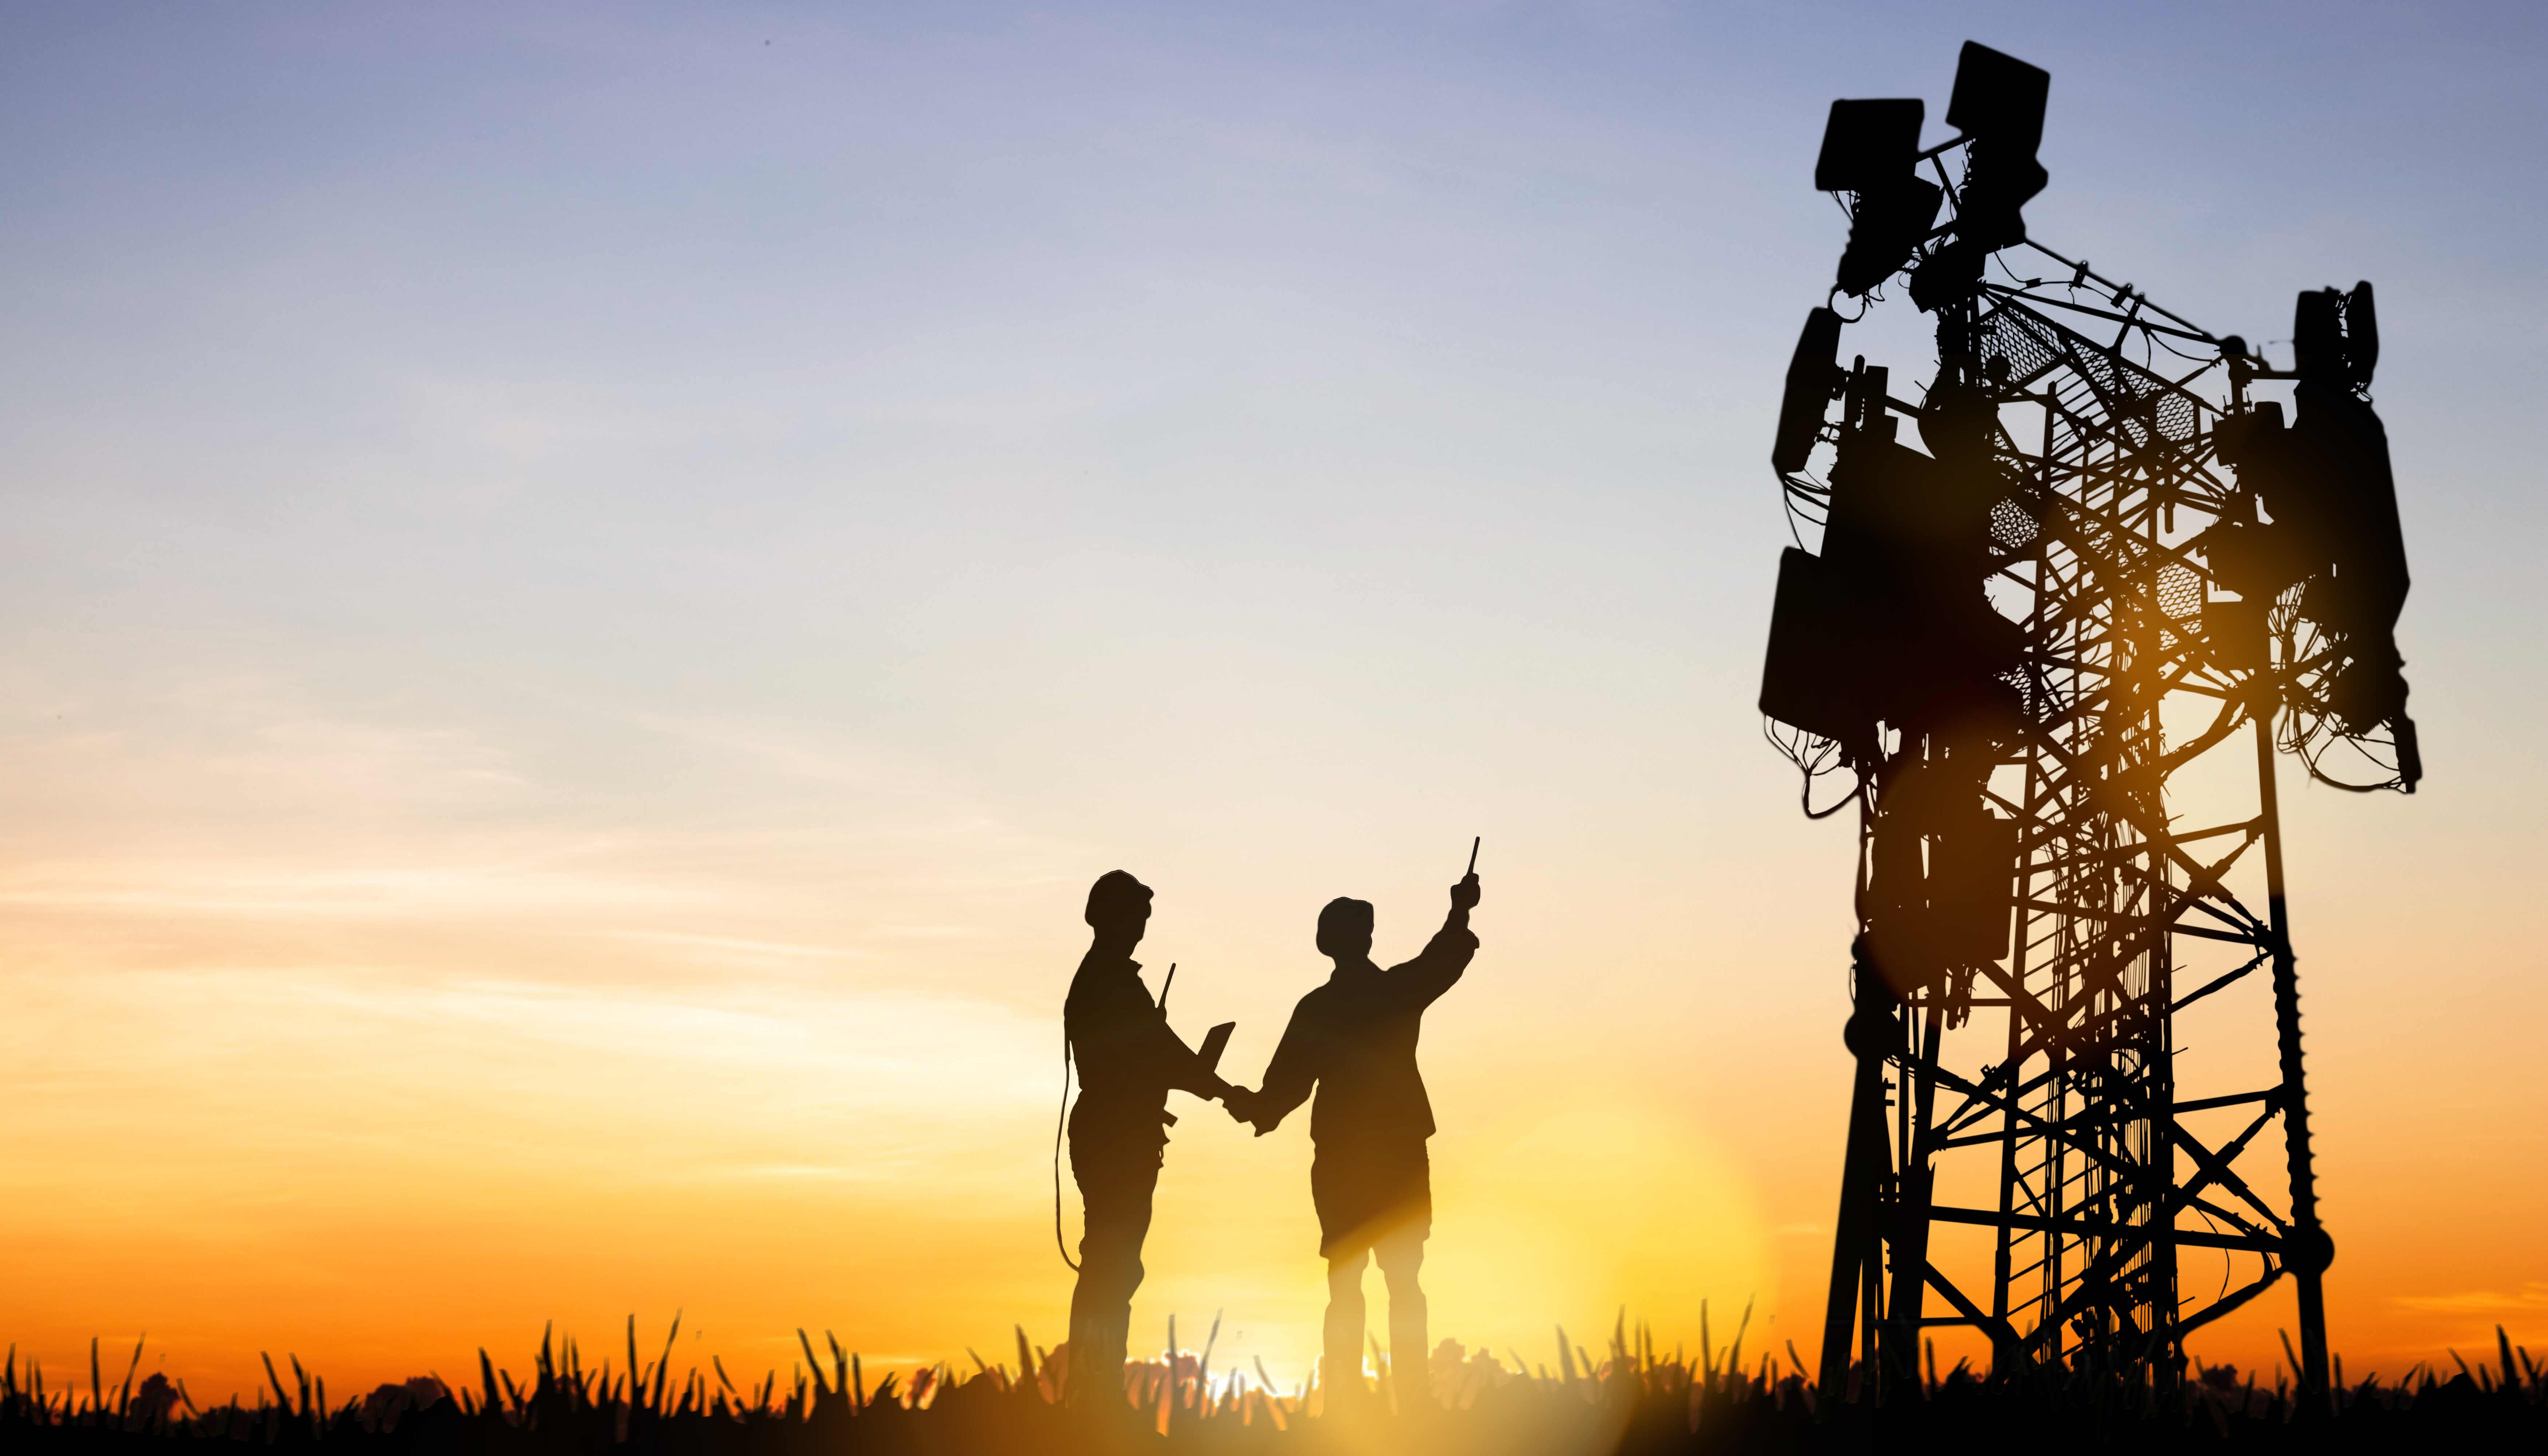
[
  {"x1": 1231, "y1": 870, "x2": 1480, "y2": 1409},
  {"x1": 1063, "y1": 870, "x2": 1236, "y2": 1412}
]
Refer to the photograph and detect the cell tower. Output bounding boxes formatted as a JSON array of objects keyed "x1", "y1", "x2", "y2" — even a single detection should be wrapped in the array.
[{"x1": 1759, "y1": 43, "x2": 2419, "y2": 1394}]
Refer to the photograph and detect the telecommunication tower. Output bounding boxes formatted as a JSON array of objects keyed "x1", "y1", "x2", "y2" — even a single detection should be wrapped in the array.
[{"x1": 1758, "y1": 43, "x2": 2420, "y2": 1394}]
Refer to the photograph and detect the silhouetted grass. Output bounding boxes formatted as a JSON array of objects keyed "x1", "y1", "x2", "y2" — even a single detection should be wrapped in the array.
[{"x1": 5, "y1": 1315, "x2": 2542, "y2": 1453}]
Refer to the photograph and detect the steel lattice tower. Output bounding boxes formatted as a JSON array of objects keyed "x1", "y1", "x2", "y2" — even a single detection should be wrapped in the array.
[{"x1": 1759, "y1": 44, "x2": 2418, "y2": 1395}]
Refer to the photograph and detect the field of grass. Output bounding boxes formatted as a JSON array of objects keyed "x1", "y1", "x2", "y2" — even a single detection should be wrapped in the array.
[{"x1": 5, "y1": 1318, "x2": 2542, "y2": 1453}]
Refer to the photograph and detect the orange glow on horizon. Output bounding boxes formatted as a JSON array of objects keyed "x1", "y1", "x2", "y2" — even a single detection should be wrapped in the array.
[{"x1": 1, "y1": 774, "x2": 2532, "y2": 1401}]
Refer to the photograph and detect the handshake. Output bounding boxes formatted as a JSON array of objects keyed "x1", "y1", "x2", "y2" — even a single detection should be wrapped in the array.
[{"x1": 1220, "y1": 1084, "x2": 1272, "y2": 1136}]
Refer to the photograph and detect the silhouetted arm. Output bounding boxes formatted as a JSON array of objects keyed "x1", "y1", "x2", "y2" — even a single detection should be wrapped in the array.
[
  {"x1": 1385, "y1": 875, "x2": 1481, "y2": 1008},
  {"x1": 1150, "y1": 1013, "x2": 1234, "y2": 1100},
  {"x1": 1250, "y1": 1000, "x2": 1320, "y2": 1133},
  {"x1": 1068, "y1": 976, "x2": 1233, "y2": 1101}
]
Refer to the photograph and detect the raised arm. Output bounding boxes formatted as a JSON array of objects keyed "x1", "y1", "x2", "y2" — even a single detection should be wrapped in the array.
[{"x1": 1386, "y1": 873, "x2": 1482, "y2": 1008}]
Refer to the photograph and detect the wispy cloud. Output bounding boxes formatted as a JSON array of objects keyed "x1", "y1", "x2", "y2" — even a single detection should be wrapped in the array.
[
  {"x1": 0, "y1": 656, "x2": 1087, "y2": 995},
  {"x1": 2392, "y1": 1284, "x2": 2548, "y2": 1315},
  {"x1": 176, "y1": 967, "x2": 1057, "y2": 1104},
  {"x1": 0, "y1": 850, "x2": 726, "y2": 918}
]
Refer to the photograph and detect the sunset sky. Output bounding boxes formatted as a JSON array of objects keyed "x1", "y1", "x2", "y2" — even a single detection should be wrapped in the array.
[{"x1": 3, "y1": 0, "x2": 2544, "y2": 1402}]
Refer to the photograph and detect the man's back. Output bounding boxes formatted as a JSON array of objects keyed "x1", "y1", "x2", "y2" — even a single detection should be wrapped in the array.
[
  {"x1": 1254, "y1": 921, "x2": 1475, "y2": 1147},
  {"x1": 1232, "y1": 871, "x2": 1482, "y2": 1395},
  {"x1": 1066, "y1": 950, "x2": 1223, "y2": 1118},
  {"x1": 1061, "y1": 870, "x2": 1235, "y2": 1419}
]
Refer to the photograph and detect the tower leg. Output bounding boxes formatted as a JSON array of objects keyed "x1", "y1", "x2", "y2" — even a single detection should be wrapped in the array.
[
  {"x1": 2254, "y1": 710, "x2": 2333, "y2": 1393},
  {"x1": 1820, "y1": 969, "x2": 1898, "y2": 1398},
  {"x1": 1881, "y1": 1001, "x2": 1944, "y2": 1381}
]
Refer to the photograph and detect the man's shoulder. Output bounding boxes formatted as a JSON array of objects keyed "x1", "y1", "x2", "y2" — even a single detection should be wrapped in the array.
[
  {"x1": 1067, "y1": 961, "x2": 1150, "y2": 1020},
  {"x1": 1299, "y1": 967, "x2": 1408, "y2": 1018},
  {"x1": 1288, "y1": 979, "x2": 1348, "y2": 1021}
]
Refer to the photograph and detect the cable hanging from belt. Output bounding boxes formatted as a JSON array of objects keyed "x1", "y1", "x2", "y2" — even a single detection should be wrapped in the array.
[{"x1": 1052, "y1": 1025, "x2": 1078, "y2": 1272}]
